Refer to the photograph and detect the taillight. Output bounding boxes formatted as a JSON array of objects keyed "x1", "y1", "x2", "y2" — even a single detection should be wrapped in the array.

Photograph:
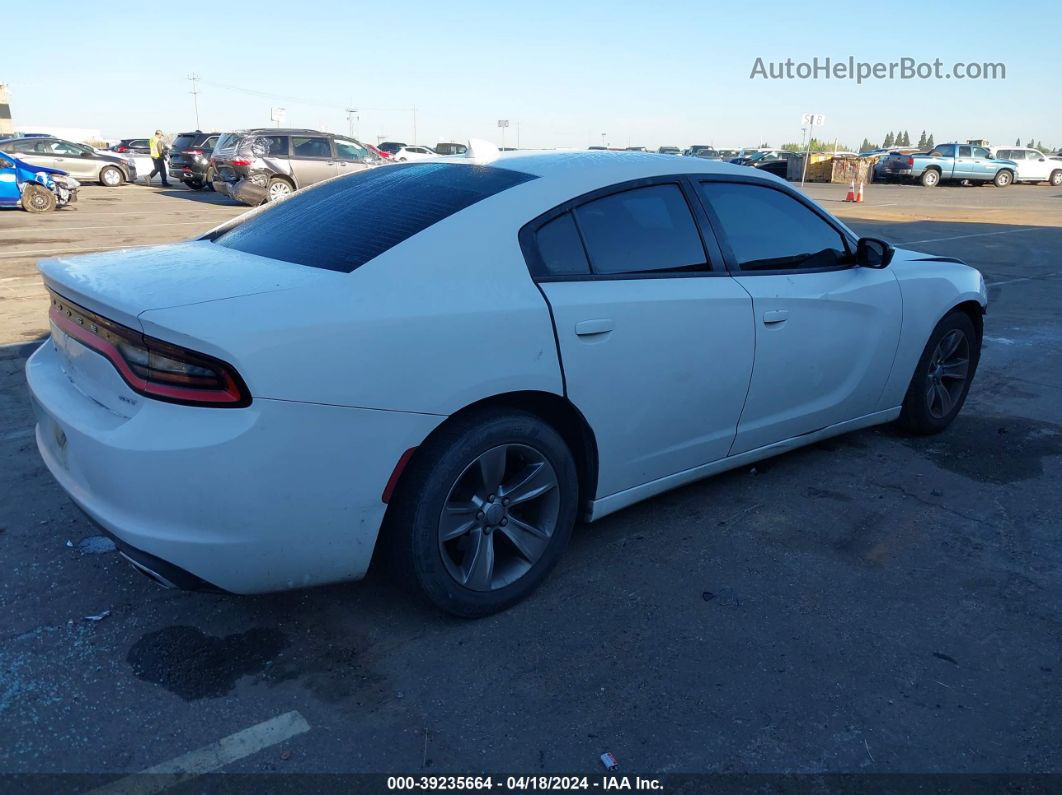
[
  {"x1": 905, "y1": 156, "x2": 914, "y2": 167},
  {"x1": 116, "y1": 146, "x2": 128, "y2": 152},
  {"x1": 48, "y1": 291, "x2": 251, "y2": 408},
  {"x1": 231, "y1": 159, "x2": 252, "y2": 167},
  {"x1": 185, "y1": 149, "x2": 204, "y2": 155}
]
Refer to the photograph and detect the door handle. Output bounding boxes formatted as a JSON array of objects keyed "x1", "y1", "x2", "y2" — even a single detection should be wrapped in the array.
[
  {"x1": 575, "y1": 319, "x2": 614, "y2": 336},
  {"x1": 762, "y1": 309, "x2": 789, "y2": 325}
]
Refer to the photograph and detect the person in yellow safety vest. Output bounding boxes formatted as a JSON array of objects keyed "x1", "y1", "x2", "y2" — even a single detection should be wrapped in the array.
[{"x1": 147, "y1": 130, "x2": 171, "y2": 187}]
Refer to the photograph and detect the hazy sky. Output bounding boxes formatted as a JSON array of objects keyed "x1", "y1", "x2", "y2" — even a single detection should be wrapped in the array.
[{"x1": 6, "y1": 0, "x2": 1059, "y2": 150}]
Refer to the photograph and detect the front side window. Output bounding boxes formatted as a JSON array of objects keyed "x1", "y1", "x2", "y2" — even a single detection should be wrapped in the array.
[
  {"x1": 573, "y1": 184, "x2": 707, "y2": 275},
  {"x1": 334, "y1": 138, "x2": 369, "y2": 161},
  {"x1": 210, "y1": 163, "x2": 536, "y2": 273},
  {"x1": 973, "y1": 147, "x2": 991, "y2": 158},
  {"x1": 698, "y1": 182, "x2": 849, "y2": 272}
]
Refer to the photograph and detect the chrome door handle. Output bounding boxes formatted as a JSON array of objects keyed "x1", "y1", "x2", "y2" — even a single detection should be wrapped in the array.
[
  {"x1": 575, "y1": 319, "x2": 614, "y2": 336},
  {"x1": 763, "y1": 309, "x2": 789, "y2": 325}
]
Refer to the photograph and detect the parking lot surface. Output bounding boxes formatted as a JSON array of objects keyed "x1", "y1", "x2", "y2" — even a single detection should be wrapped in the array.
[{"x1": 1, "y1": 180, "x2": 1061, "y2": 778}]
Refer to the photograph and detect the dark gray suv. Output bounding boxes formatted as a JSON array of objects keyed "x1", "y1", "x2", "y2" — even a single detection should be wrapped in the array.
[{"x1": 210, "y1": 129, "x2": 383, "y2": 205}]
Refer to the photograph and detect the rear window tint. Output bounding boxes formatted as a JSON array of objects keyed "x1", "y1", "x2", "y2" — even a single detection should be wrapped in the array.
[
  {"x1": 535, "y1": 212, "x2": 590, "y2": 276},
  {"x1": 210, "y1": 163, "x2": 536, "y2": 272},
  {"x1": 171, "y1": 135, "x2": 198, "y2": 150}
]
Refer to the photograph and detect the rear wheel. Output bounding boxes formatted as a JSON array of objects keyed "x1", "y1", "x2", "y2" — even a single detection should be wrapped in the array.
[
  {"x1": 267, "y1": 177, "x2": 294, "y2": 202},
  {"x1": 920, "y1": 169, "x2": 940, "y2": 187},
  {"x1": 993, "y1": 169, "x2": 1013, "y2": 187},
  {"x1": 21, "y1": 184, "x2": 56, "y2": 213},
  {"x1": 387, "y1": 409, "x2": 579, "y2": 617},
  {"x1": 99, "y1": 166, "x2": 123, "y2": 187},
  {"x1": 898, "y1": 311, "x2": 981, "y2": 435}
]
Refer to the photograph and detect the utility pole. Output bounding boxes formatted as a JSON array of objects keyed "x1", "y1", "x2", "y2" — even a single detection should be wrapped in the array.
[
  {"x1": 345, "y1": 107, "x2": 358, "y2": 139},
  {"x1": 412, "y1": 105, "x2": 417, "y2": 145},
  {"x1": 187, "y1": 73, "x2": 201, "y2": 129},
  {"x1": 601, "y1": 132, "x2": 606, "y2": 147}
]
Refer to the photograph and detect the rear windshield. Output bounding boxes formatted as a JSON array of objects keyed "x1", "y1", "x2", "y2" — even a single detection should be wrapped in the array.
[
  {"x1": 171, "y1": 134, "x2": 199, "y2": 150},
  {"x1": 209, "y1": 163, "x2": 537, "y2": 272}
]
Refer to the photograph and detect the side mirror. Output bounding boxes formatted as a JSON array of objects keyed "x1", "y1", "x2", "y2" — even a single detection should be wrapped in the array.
[{"x1": 856, "y1": 237, "x2": 894, "y2": 268}]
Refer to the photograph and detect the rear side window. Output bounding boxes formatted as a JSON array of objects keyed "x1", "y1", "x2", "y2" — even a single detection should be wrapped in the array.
[
  {"x1": 292, "y1": 136, "x2": 331, "y2": 158},
  {"x1": 698, "y1": 182, "x2": 849, "y2": 272},
  {"x1": 573, "y1": 184, "x2": 706, "y2": 274},
  {"x1": 210, "y1": 163, "x2": 537, "y2": 272},
  {"x1": 930, "y1": 144, "x2": 956, "y2": 158},
  {"x1": 535, "y1": 213, "x2": 590, "y2": 276}
]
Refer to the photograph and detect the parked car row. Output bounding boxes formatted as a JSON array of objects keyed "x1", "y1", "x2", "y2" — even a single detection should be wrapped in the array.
[
  {"x1": 875, "y1": 143, "x2": 1062, "y2": 187},
  {"x1": 0, "y1": 136, "x2": 135, "y2": 186}
]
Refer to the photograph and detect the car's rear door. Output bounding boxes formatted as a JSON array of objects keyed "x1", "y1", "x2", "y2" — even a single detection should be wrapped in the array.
[
  {"x1": 695, "y1": 178, "x2": 902, "y2": 455},
  {"x1": 526, "y1": 178, "x2": 755, "y2": 499},
  {"x1": 288, "y1": 135, "x2": 338, "y2": 188}
]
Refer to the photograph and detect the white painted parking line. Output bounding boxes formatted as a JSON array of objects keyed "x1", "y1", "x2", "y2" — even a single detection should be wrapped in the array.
[
  {"x1": 903, "y1": 227, "x2": 1055, "y2": 245},
  {"x1": 88, "y1": 710, "x2": 311, "y2": 795},
  {"x1": 986, "y1": 271, "x2": 1062, "y2": 287},
  {"x1": 0, "y1": 221, "x2": 212, "y2": 233}
]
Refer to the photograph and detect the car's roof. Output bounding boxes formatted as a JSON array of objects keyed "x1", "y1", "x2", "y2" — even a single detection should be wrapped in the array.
[{"x1": 483, "y1": 149, "x2": 767, "y2": 181}]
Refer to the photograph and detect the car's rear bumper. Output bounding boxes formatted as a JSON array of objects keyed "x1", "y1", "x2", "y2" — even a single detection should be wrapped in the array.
[
  {"x1": 26, "y1": 338, "x2": 441, "y2": 594},
  {"x1": 211, "y1": 177, "x2": 266, "y2": 205}
]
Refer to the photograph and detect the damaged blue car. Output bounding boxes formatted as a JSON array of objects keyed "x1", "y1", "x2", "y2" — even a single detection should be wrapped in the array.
[{"x1": 0, "y1": 151, "x2": 79, "y2": 212}]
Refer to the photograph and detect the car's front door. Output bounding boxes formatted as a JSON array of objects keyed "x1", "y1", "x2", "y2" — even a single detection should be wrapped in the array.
[
  {"x1": 696, "y1": 179, "x2": 902, "y2": 455},
  {"x1": 288, "y1": 135, "x2": 338, "y2": 188},
  {"x1": 971, "y1": 146, "x2": 995, "y2": 179},
  {"x1": 0, "y1": 154, "x2": 20, "y2": 206},
  {"x1": 333, "y1": 137, "x2": 373, "y2": 176},
  {"x1": 46, "y1": 140, "x2": 95, "y2": 179},
  {"x1": 1021, "y1": 148, "x2": 1050, "y2": 181},
  {"x1": 526, "y1": 180, "x2": 755, "y2": 499}
]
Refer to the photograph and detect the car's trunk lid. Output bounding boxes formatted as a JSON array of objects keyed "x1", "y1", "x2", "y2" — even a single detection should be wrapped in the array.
[{"x1": 39, "y1": 240, "x2": 330, "y2": 329}]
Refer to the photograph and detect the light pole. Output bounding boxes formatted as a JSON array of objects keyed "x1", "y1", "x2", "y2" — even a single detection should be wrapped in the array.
[
  {"x1": 345, "y1": 108, "x2": 358, "y2": 139},
  {"x1": 600, "y1": 132, "x2": 606, "y2": 148},
  {"x1": 188, "y1": 73, "x2": 201, "y2": 129}
]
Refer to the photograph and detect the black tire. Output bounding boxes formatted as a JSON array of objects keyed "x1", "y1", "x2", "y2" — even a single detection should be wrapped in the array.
[
  {"x1": 898, "y1": 311, "x2": 981, "y2": 435},
  {"x1": 993, "y1": 169, "x2": 1013, "y2": 187},
  {"x1": 1049, "y1": 170, "x2": 1062, "y2": 187},
  {"x1": 21, "y1": 183, "x2": 56, "y2": 213},
  {"x1": 386, "y1": 409, "x2": 579, "y2": 617},
  {"x1": 266, "y1": 176, "x2": 294, "y2": 202},
  {"x1": 920, "y1": 169, "x2": 940, "y2": 187},
  {"x1": 99, "y1": 165, "x2": 124, "y2": 187}
]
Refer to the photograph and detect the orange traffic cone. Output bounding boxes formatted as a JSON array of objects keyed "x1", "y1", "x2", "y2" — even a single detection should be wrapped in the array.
[
  {"x1": 855, "y1": 182, "x2": 864, "y2": 203},
  {"x1": 843, "y1": 180, "x2": 856, "y2": 202}
]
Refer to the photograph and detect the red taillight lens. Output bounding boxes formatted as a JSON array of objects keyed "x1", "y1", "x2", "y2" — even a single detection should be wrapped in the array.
[
  {"x1": 905, "y1": 156, "x2": 914, "y2": 167},
  {"x1": 48, "y1": 291, "x2": 251, "y2": 408},
  {"x1": 185, "y1": 149, "x2": 204, "y2": 155},
  {"x1": 116, "y1": 146, "x2": 128, "y2": 152},
  {"x1": 231, "y1": 158, "x2": 252, "y2": 167}
]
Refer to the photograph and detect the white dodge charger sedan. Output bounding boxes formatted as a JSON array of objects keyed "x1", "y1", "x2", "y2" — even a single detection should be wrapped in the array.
[{"x1": 26, "y1": 150, "x2": 987, "y2": 616}]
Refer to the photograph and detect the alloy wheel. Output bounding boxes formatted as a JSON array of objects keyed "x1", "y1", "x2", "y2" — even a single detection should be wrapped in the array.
[
  {"x1": 269, "y1": 181, "x2": 292, "y2": 201},
  {"x1": 925, "y1": 329, "x2": 970, "y2": 419},
  {"x1": 438, "y1": 443, "x2": 561, "y2": 592}
]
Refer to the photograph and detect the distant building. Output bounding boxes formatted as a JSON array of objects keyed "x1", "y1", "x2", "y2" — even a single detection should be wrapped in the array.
[
  {"x1": 0, "y1": 84, "x2": 13, "y2": 138},
  {"x1": 967, "y1": 139, "x2": 990, "y2": 147}
]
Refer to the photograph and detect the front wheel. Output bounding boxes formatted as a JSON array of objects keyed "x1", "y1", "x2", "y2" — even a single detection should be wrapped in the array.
[
  {"x1": 21, "y1": 184, "x2": 56, "y2": 213},
  {"x1": 920, "y1": 170, "x2": 940, "y2": 187},
  {"x1": 1049, "y1": 170, "x2": 1062, "y2": 187},
  {"x1": 898, "y1": 311, "x2": 981, "y2": 435},
  {"x1": 99, "y1": 166, "x2": 124, "y2": 187},
  {"x1": 387, "y1": 409, "x2": 579, "y2": 617},
  {"x1": 993, "y1": 169, "x2": 1013, "y2": 187}
]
